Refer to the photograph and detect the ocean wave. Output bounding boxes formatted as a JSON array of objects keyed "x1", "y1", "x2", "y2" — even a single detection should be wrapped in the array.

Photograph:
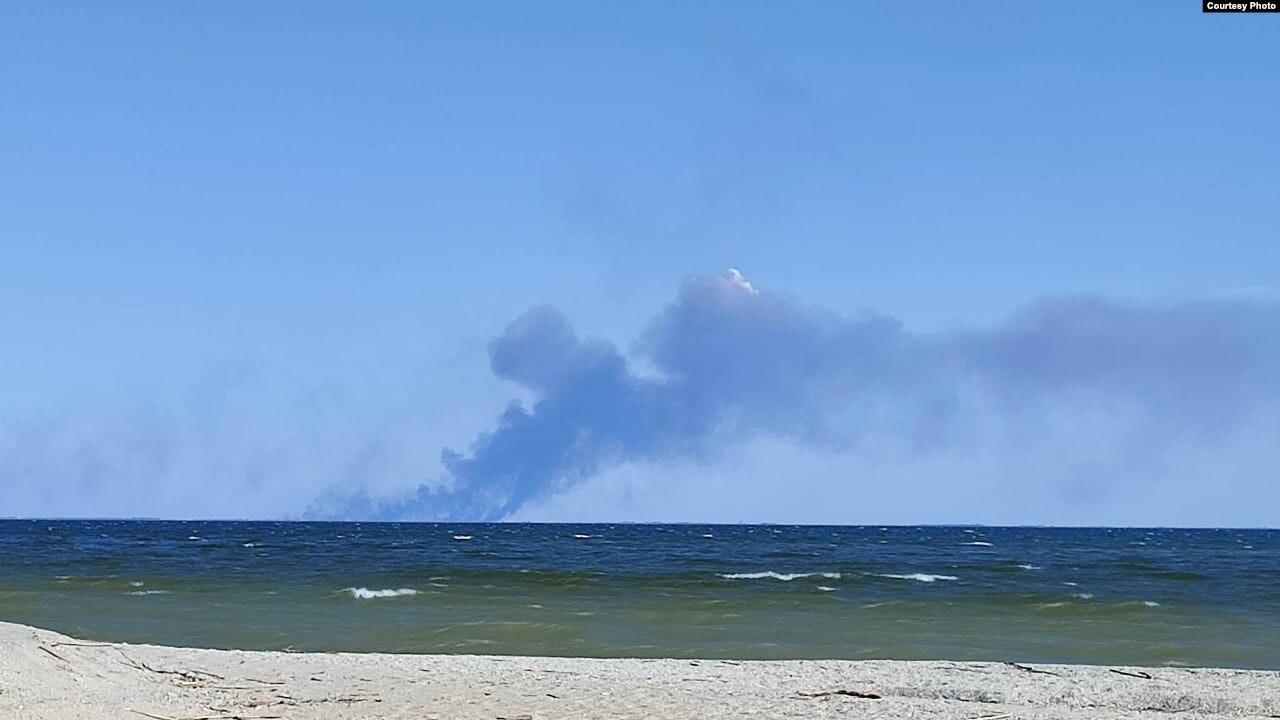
[
  {"x1": 1031, "y1": 598, "x2": 1163, "y2": 615},
  {"x1": 127, "y1": 590, "x2": 171, "y2": 596},
  {"x1": 816, "y1": 585, "x2": 837, "y2": 592},
  {"x1": 874, "y1": 573, "x2": 958, "y2": 583},
  {"x1": 1017, "y1": 564, "x2": 1041, "y2": 570},
  {"x1": 572, "y1": 534, "x2": 593, "y2": 539},
  {"x1": 719, "y1": 571, "x2": 841, "y2": 581},
  {"x1": 963, "y1": 541, "x2": 994, "y2": 546},
  {"x1": 346, "y1": 587, "x2": 419, "y2": 599},
  {"x1": 452, "y1": 535, "x2": 472, "y2": 541}
]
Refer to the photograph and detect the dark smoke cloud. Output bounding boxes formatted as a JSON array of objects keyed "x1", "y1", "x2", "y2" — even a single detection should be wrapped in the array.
[{"x1": 345, "y1": 271, "x2": 1280, "y2": 521}]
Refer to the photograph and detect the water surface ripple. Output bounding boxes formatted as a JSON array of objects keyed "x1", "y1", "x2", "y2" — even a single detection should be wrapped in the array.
[{"x1": 1, "y1": 521, "x2": 1276, "y2": 668}]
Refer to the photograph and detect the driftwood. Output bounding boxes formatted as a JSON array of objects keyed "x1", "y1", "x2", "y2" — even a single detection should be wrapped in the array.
[
  {"x1": 1110, "y1": 668, "x2": 1154, "y2": 680},
  {"x1": 242, "y1": 677, "x2": 286, "y2": 685},
  {"x1": 796, "y1": 689, "x2": 882, "y2": 699},
  {"x1": 117, "y1": 650, "x2": 224, "y2": 683},
  {"x1": 127, "y1": 710, "x2": 283, "y2": 720},
  {"x1": 1005, "y1": 662, "x2": 1060, "y2": 676},
  {"x1": 37, "y1": 645, "x2": 70, "y2": 663}
]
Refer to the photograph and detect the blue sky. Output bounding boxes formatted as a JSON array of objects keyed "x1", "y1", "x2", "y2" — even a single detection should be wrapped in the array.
[{"x1": 2, "y1": 3, "x2": 1277, "y2": 525}]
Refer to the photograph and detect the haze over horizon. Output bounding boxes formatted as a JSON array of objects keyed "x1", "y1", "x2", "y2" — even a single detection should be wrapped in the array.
[{"x1": 2, "y1": 4, "x2": 1277, "y2": 526}]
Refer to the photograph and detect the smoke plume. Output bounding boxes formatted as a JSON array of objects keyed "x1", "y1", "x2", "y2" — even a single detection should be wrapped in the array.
[{"x1": 349, "y1": 271, "x2": 1280, "y2": 520}]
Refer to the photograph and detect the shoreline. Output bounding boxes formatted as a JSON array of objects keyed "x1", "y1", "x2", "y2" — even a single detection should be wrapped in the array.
[{"x1": 3, "y1": 621, "x2": 1279, "y2": 719}]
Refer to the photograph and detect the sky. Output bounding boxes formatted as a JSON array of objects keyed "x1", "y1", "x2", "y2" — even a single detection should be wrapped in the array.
[{"x1": 1, "y1": 3, "x2": 1277, "y2": 526}]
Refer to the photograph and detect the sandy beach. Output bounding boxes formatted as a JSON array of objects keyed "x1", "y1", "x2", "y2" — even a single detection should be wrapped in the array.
[{"x1": 1, "y1": 621, "x2": 1277, "y2": 719}]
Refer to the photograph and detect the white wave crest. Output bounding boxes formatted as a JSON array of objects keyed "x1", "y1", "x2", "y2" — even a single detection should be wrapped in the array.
[
  {"x1": 874, "y1": 573, "x2": 958, "y2": 583},
  {"x1": 346, "y1": 587, "x2": 419, "y2": 599},
  {"x1": 127, "y1": 590, "x2": 171, "y2": 596},
  {"x1": 963, "y1": 541, "x2": 993, "y2": 546},
  {"x1": 719, "y1": 571, "x2": 841, "y2": 581}
]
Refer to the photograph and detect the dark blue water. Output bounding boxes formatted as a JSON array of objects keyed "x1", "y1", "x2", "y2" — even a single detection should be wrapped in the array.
[{"x1": 1, "y1": 521, "x2": 1277, "y2": 668}]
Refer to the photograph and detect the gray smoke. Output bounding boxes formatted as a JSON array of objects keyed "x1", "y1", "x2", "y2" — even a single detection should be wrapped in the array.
[{"x1": 347, "y1": 271, "x2": 1280, "y2": 520}]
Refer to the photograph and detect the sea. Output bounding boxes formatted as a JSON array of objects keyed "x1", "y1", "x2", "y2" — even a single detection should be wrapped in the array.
[{"x1": 1, "y1": 521, "x2": 1276, "y2": 669}]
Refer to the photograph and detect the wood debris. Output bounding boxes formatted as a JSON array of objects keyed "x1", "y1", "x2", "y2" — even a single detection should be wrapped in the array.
[{"x1": 796, "y1": 689, "x2": 882, "y2": 699}]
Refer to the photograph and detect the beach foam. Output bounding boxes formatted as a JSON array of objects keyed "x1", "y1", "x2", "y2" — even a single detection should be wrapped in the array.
[
  {"x1": 874, "y1": 573, "x2": 958, "y2": 583},
  {"x1": 719, "y1": 571, "x2": 841, "y2": 581},
  {"x1": 346, "y1": 587, "x2": 419, "y2": 599}
]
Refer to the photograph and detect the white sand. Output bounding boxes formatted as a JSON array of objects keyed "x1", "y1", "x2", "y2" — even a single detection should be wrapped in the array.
[{"x1": 2, "y1": 621, "x2": 1277, "y2": 719}]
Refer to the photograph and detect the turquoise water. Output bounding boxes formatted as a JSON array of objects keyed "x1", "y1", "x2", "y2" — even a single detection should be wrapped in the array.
[{"x1": 1, "y1": 521, "x2": 1276, "y2": 668}]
